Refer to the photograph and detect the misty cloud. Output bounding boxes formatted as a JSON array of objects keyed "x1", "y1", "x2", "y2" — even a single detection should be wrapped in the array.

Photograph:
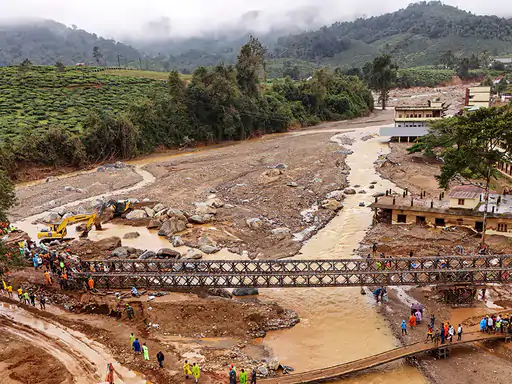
[{"x1": 1, "y1": 0, "x2": 512, "y2": 40}]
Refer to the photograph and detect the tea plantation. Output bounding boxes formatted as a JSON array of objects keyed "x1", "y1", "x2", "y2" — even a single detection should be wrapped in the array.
[{"x1": 0, "y1": 66, "x2": 163, "y2": 140}]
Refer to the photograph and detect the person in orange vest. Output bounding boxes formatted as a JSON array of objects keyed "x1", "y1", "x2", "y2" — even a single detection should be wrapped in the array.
[
  {"x1": 409, "y1": 313, "x2": 417, "y2": 328},
  {"x1": 44, "y1": 270, "x2": 52, "y2": 285},
  {"x1": 88, "y1": 277, "x2": 94, "y2": 291},
  {"x1": 105, "y1": 363, "x2": 115, "y2": 384}
]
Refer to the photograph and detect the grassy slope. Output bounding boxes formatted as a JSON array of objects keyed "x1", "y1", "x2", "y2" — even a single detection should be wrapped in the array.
[{"x1": 0, "y1": 66, "x2": 181, "y2": 140}]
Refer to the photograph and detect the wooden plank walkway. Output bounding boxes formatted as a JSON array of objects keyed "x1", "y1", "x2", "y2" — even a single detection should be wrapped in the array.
[{"x1": 260, "y1": 332, "x2": 509, "y2": 383}]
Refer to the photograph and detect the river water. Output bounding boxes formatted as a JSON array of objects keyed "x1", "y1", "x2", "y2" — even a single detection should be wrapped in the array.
[{"x1": 12, "y1": 125, "x2": 426, "y2": 383}]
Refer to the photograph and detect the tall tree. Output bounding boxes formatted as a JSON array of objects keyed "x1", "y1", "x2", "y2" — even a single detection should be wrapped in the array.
[
  {"x1": 92, "y1": 46, "x2": 103, "y2": 65},
  {"x1": 368, "y1": 54, "x2": 398, "y2": 110},
  {"x1": 236, "y1": 36, "x2": 267, "y2": 97},
  {"x1": 410, "y1": 107, "x2": 512, "y2": 247},
  {"x1": 0, "y1": 170, "x2": 16, "y2": 221},
  {"x1": 55, "y1": 61, "x2": 65, "y2": 72}
]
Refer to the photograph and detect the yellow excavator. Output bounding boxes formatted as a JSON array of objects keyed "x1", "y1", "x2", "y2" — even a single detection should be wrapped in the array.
[{"x1": 37, "y1": 213, "x2": 100, "y2": 241}]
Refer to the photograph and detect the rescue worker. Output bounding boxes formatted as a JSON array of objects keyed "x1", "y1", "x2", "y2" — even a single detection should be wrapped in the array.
[
  {"x1": 240, "y1": 368, "x2": 248, "y2": 384},
  {"x1": 125, "y1": 304, "x2": 134, "y2": 320},
  {"x1": 409, "y1": 314, "x2": 417, "y2": 328},
  {"x1": 39, "y1": 295, "x2": 46, "y2": 310},
  {"x1": 7, "y1": 284, "x2": 13, "y2": 299},
  {"x1": 44, "y1": 270, "x2": 52, "y2": 285},
  {"x1": 105, "y1": 363, "x2": 115, "y2": 384},
  {"x1": 229, "y1": 367, "x2": 237, "y2": 384},
  {"x1": 32, "y1": 255, "x2": 39, "y2": 270},
  {"x1": 142, "y1": 343, "x2": 149, "y2": 361},
  {"x1": 23, "y1": 291, "x2": 30, "y2": 305},
  {"x1": 17, "y1": 287, "x2": 23, "y2": 302},
  {"x1": 157, "y1": 351, "x2": 165, "y2": 368},
  {"x1": 88, "y1": 277, "x2": 94, "y2": 291},
  {"x1": 29, "y1": 290, "x2": 36, "y2": 306},
  {"x1": 250, "y1": 368, "x2": 257, "y2": 384},
  {"x1": 131, "y1": 286, "x2": 139, "y2": 297},
  {"x1": 130, "y1": 332, "x2": 136, "y2": 348},
  {"x1": 192, "y1": 362, "x2": 201, "y2": 383},
  {"x1": 184, "y1": 360, "x2": 192, "y2": 379},
  {"x1": 132, "y1": 338, "x2": 141, "y2": 354}
]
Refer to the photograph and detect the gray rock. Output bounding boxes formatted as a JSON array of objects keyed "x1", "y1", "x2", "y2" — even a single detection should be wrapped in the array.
[
  {"x1": 353, "y1": 185, "x2": 361, "y2": 188},
  {"x1": 359, "y1": 202, "x2": 365, "y2": 207},
  {"x1": 312, "y1": 178, "x2": 323, "y2": 183},
  {"x1": 123, "y1": 231, "x2": 140, "y2": 239},
  {"x1": 232, "y1": 287, "x2": 259, "y2": 296},
  {"x1": 97, "y1": 166, "x2": 105, "y2": 172},
  {"x1": 170, "y1": 236, "x2": 184, "y2": 247},
  {"x1": 144, "y1": 207, "x2": 155, "y2": 217},
  {"x1": 358, "y1": 190, "x2": 367, "y2": 194},
  {"x1": 198, "y1": 235, "x2": 215, "y2": 247},
  {"x1": 205, "y1": 198, "x2": 224, "y2": 208},
  {"x1": 189, "y1": 214, "x2": 213, "y2": 224},
  {"x1": 43, "y1": 212, "x2": 60, "y2": 223},
  {"x1": 49, "y1": 240, "x2": 60, "y2": 246},
  {"x1": 166, "y1": 208, "x2": 185, "y2": 218},
  {"x1": 153, "y1": 203, "x2": 165, "y2": 212},
  {"x1": 372, "y1": 192, "x2": 385, "y2": 198},
  {"x1": 156, "y1": 248, "x2": 181, "y2": 259},
  {"x1": 369, "y1": 185, "x2": 375, "y2": 189},
  {"x1": 326, "y1": 190, "x2": 344, "y2": 201},
  {"x1": 147, "y1": 219, "x2": 162, "y2": 229},
  {"x1": 154, "y1": 209, "x2": 168, "y2": 218},
  {"x1": 344, "y1": 188, "x2": 357, "y2": 195},
  {"x1": 287, "y1": 181, "x2": 298, "y2": 187},
  {"x1": 194, "y1": 202, "x2": 217, "y2": 216},
  {"x1": 64, "y1": 186, "x2": 76, "y2": 192},
  {"x1": 111, "y1": 247, "x2": 129, "y2": 258},
  {"x1": 271, "y1": 227, "x2": 291, "y2": 240},
  {"x1": 200, "y1": 245, "x2": 220, "y2": 254},
  {"x1": 158, "y1": 217, "x2": 187, "y2": 236},
  {"x1": 334, "y1": 149, "x2": 353, "y2": 155},
  {"x1": 184, "y1": 248, "x2": 203, "y2": 259},
  {"x1": 274, "y1": 163, "x2": 288, "y2": 169},
  {"x1": 268, "y1": 358, "x2": 280, "y2": 371},
  {"x1": 55, "y1": 206, "x2": 67, "y2": 216},
  {"x1": 246, "y1": 218, "x2": 263, "y2": 229},
  {"x1": 371, "y1": 181, "x2": 378, "y2": 184},
  {"x1": 138, "y1": 250, "x2": 156, "y2": 260},
  {"x1": 126, "y1": 210, "x2": 148, "y2": 220}
]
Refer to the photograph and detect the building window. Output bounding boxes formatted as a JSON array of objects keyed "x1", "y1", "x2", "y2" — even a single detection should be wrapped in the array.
[
  {"x1": 426, "y1": 114, "x2": 431, "y2": 118},
  {"x1": 397, "y1": 214, "x2": 407, "y2": 223},
  {"x1": 435, "y1": 218, "x2": 446, "y2": 226},
  {"x1": 458, "y1": 199, "x2": 465, "y2": 206},
  {"x1": 498, "y1": 223, "x2": 508, "y2": 232},
  {"x1": 416, "y1": 216, "x2": 426, "y2": 225},
  {"x1": 406, "y1": 114, "x2": 410, "y2": 118},
  {"x1": 399, "y1": 114, "x2": 403, "y2": 118}
]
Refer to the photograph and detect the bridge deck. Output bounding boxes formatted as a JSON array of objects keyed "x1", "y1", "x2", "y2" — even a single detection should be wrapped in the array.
[
  {"x1": 260, "y1": 332, "x2": 508, "y2": 383},
  {"x1": 76, "y1": 255, "x2": 512, "y2": 288}
]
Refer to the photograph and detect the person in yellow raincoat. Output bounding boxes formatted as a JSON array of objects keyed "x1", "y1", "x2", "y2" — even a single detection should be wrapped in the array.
[
  {"x1": 191, "y1": 362, "x2": 200, "y2": 383},
  {"x1": 183, "y1": 360, "x2": 192, "y2": 379}
]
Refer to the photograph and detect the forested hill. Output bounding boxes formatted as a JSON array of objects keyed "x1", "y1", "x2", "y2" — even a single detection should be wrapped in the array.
[
  {"x1": 0, "y1": 20, "x2": 143, "y2": 66},
  {"x1": 274, "y1": 1, "x2": 512, "y2": 67}
]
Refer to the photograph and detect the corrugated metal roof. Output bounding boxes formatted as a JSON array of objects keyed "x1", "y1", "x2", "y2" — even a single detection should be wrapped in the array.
[
  {"x1": 448, "y1": 185, "x2": 482, "y2": 199},
  {"x1": 379, "y1": 126, "x2": 429, "y2": 137}
]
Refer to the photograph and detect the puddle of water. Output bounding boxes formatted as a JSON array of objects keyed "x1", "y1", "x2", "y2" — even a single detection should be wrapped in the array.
[{"x1": 260, "y1": 128, "x2": 425, "y2": 383}]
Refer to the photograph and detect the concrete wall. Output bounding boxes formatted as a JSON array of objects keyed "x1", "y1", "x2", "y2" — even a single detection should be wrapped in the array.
[
  {"x1": 390, "y1": 209, "x2": 512, "y2": 232},
  {"x1": 449, "y1": 197, "x2": 479, "y2": 209}
]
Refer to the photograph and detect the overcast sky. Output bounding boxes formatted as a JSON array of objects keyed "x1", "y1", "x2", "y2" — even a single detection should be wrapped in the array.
[{"x1": 2, "y1": 0, "x2": 511, "y2": 40}]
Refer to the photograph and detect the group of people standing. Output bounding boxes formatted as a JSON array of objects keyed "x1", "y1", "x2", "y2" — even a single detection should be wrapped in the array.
[
  {"x1": 228, "y1": 364, "x2": 257, "y2": 384},
  {"x1": 479, "y1": 314, "x2": 512, "y2": 334},
  {"x1": 2, "y1": 281, "x2": 47, "y2": 310}
]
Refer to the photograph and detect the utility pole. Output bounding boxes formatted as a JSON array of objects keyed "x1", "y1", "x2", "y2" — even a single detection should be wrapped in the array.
[
  {"x1": 139, "y1": 58, "x2": 143, "y2": 70},
  {"x1": 117, "y1": 54, "x2": 121, "y2": 68}
]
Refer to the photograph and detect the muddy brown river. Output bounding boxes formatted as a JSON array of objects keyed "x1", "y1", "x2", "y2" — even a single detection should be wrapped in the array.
[{"x1": 13, "y1": 125, "x2": 427, "y2": 383}]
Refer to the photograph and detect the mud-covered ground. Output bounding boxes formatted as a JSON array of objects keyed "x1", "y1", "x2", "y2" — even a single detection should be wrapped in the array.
[{"x1": 12, "y1": 167, "x2": 143, "y2": 220}]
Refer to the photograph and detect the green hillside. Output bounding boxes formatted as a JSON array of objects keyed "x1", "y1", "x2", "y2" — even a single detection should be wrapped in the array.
[
  {"x1": 274, "y1": 1, "x2": 512, "y2": 68},
  {"x1": 0, "y1": 66, "x2": 163, "y2": 140}
]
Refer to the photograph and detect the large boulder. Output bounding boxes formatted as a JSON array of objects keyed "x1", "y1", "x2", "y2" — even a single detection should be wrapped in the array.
[
  {"x1": 158, "y1": 216, "x2": 187, "y2": 236},
  {"x1": 184, "y1": 248, "x2": 203, "y2": 259},
  {"x1": 232, "y1": 288, "x2": 259, "y2": 296},
  {"x1": 344, "y1": 188, "x2": 357, "y2": 195},
  {"x1": 123, "y1": 231, "x2": 140, "y2": 239},
  {"x1": 205, "y1": 198, "x2": 224, "y2": 208},
  {"x1": 43, "y1": 212, "x2": 60, "y2": 223},
  {"x1": 200, "y1": 245, "x2": 220, "y2": 254},
  {"x1": 326, "y1": 190, "x2": 344, "y2": 201},
  {"x1": 246, "y1": 218, "x2": 263, "y2": 229},
  {"x1": 126, "y1": 210, "x2": 148, "y2": 220},
  {"x1": 271, "y1": 227, "x2": 291, "y2": 241},
  {"x1": 144, "y1": 207, "x2": 155, "y2": 217},
  {"x1": 268, "y1": 358, "x2": 280, "y2": 371},
  {"x1": 189, "y1": 214, "x2": 213, "y2": 224},
  {"x1": 153, "y1": 203, "x2": 165, "y2": 212},
  {"x1": 194, "y1": 203, "x2": 217, "y2": 216},
  {"x1": 96, "y1": 237, "x2": 122, "y2": 251},
  {"x1": 170, "y1": 235, "x2": 184, "y2": 247},
  {"x1": 156, "y1": 248, "x2": 181, "y2": 259},
  {"x1": 147, "y1": 219, "x2": 162, "y2": 230},
  {"x1": 55, "y1": 206, "x2": 67, "y2": 216},
  {"x1": 111, "y1": 247, "x2": 130, "y2": 258},
  {"x1": 138, "y1": 250, "x2": 156, "y2": 260},
  {"x1": 320, "y1": 198, "x2": 343, "y2": 211},
  {"x1": 198, "y1": 235, "x2": 215, "y2": 247}
]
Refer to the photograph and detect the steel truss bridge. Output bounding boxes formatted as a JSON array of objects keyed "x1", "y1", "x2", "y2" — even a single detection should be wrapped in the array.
[{"x1": 76, "y1": 255, "x2": 512, "y2": 289}]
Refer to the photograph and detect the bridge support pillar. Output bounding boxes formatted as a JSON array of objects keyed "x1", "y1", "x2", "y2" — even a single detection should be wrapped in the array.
[{"x1": 434, "y1": 346, "x2": 451, "y2": 359}]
